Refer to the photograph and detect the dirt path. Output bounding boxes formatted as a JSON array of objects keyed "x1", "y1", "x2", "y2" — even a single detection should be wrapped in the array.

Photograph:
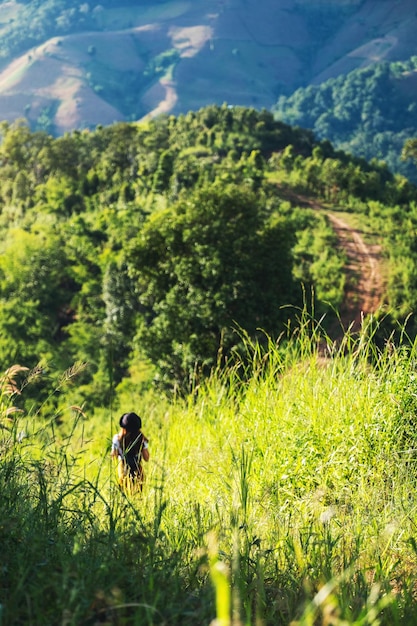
[
  {"x1": 281, "y1": 189, "x2": 386, "y2": 334},
  {"x1": 326, "y1": 212, "x2": 385, "y2": 333}
]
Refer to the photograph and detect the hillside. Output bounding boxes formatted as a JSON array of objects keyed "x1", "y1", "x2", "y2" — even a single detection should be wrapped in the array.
[
  {"x1": 0, "y1": 105, "x2": 416, "y2": 406},
  {"x1": 0, "y1": 0, "x2": 416, "y2": 134},
  {"x1": 5, "y1": 318, "x2": 417, "y2": 625},
  {"x1": 282, "y1": 192, "x2": 385, "y2": 335},
  {"x1": 273, "y1": 58, "x2": 417, "y2": 182},
  {"x1": 3, "y1": 109, "x2": 417, "y2": 625}
]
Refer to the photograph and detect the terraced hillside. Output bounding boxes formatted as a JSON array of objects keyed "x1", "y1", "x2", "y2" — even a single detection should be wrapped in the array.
[{"x1": 0, "y1": 0, "x2": 415, "y2": 133}]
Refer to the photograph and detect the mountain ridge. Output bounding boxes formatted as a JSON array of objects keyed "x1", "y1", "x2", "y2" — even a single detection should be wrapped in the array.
[{"x1": 0, "y1": 0, "x2": 415, "y2": 134}]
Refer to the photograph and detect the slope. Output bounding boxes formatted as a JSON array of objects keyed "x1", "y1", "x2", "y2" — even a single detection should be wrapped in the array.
[{"x1": 0, "y1": 0, "x2": 416, "y2": 133}]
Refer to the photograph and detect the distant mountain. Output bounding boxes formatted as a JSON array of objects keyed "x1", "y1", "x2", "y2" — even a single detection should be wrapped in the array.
[
  {"x1": 0, "y1": 0, "x2": 416, "y2": 141},
  {"x1": 273, "y1": 58, "x2": 417, "y2": 182}
]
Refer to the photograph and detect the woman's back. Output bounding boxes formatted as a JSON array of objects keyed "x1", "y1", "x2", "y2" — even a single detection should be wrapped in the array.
[{"x1": 111, "y1": 412, "x2": 150, "y2": 491}]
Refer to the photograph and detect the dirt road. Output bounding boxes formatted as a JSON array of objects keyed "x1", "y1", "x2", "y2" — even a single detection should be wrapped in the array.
[
  {"x1": 281, "y1": 188, "x2": 385, "y2": 334},
  {"x1": 327, "y1": 212, "x2": 385, "y2": 333}
]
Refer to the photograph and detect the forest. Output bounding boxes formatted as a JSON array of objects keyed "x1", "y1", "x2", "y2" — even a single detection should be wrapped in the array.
[
  {"x1": 0, "y1": 0, "x2": 415, "y2": 180},
  {"x1": 0, "y1": 104, "x2": 417, "y2": 408},
  {"x1": 273, "y1": 56, "x2": 417, "y2": 184}
]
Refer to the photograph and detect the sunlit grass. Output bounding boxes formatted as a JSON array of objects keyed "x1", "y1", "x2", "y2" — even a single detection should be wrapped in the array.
[{"x1": 2, "y1": 315, "x2": 417, "y2": 624}]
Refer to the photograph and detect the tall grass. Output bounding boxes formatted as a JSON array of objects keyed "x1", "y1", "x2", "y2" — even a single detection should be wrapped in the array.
[{"x1": 2, "y1": 316, "x2": 417, "y2": 625}]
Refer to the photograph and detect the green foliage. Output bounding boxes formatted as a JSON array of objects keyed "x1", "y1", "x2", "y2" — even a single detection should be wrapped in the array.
[
  {"x1": 274, "y1": 57, "x2": 417, "y2": 183},
  {"x1": 128, "y1": 182, "x2": 298, "y2": 388},
  {"x1": 0, "y1": 105, "x2": 415, "y2": 398},
  {"x1": 152, "y1": 149, "x2": 174, "y2": 192},
  {"x1": 0, "y1": 227, "x2": 72, "y2": 366},
  {"x1": 0, "y1": 0, "x2": 95, "y2": 59},
  {"x1": 402, "y1": 137, "x2": 417, "y2": 166},
  {"x1": 143, "y1": 48, "x2": 180, "y2": 80},
  {"x1": 292, "y1": 209, "x2": 345, "y2": 310}
]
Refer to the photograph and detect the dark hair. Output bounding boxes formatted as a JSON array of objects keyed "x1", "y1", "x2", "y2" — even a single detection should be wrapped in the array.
[
  {"x1": 119, "y1": 412, "x2": 142, "y2": 432},
  {"x1": 118, "y1": 412, "x2": 144, "y2": 476}
]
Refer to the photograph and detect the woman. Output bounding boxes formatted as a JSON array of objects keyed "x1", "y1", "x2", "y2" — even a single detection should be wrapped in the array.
[{"x1": 111, "y1": 412, "x2": 149, "y2": 492}]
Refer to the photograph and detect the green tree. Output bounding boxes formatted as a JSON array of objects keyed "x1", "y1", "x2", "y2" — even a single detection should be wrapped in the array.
[
  {"x1": 152, "y1": 150, "x2": 174, "y2": 193},
  {"x1": 127, "y1": 183, "x2": 297, "y2": 389},
  {"x1": 37, "y1": 174, "x2": 84, "y2": 215},
  {"x1": 0, "y1": 227, "x2": 72, "y2": 368},
  {"x1": 402, "y1": 137, "x2": 417, "y2": 166},
  {"x1": 12, "y1": 170, "x2": 31, "y2": 205},
  {"x1": 101, "y1": 258, "x2": 137, "y2": 384}
]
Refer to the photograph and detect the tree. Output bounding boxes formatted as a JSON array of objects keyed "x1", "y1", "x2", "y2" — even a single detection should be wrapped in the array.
[
  {"x1": 127, "y1": 183, "x2": 297, "y2": 389},
  {"x1": 12, "y1": 170, "x2": 31, "y2": 205},
  {"x1": 402, "y1": 138, "x2": 417, "y2": 166},
  {"x1": 0, "y1": 227, "x2": 73, "y2": 368},
  {"x1": 152, "y1": 150, "x2": 173, "y2": 192},
  {"x1": 101, "y1": 258, "x2": 137, "y2": 384}
]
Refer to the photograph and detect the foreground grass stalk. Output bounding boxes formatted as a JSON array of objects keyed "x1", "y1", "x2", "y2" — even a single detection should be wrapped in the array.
[{"x1": 208, "y1": 532, "x2": 232, "y2": 626}]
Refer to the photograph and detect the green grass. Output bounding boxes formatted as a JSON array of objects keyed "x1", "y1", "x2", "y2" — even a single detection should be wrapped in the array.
[{"x1": 2, "y1": 315, "x2": 417, "y2": 624}]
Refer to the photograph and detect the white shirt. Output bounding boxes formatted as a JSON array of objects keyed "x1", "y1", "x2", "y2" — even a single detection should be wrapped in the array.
[{"x1": 111, "y1": 433, "x2": 148, "y2": 458}]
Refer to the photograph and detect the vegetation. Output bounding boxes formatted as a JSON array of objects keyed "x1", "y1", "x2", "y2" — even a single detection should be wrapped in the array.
[
  {"x1": 0, "y1": 98, "x2": 417, "y2": 623},
  {"x1": 1, "y1": 0, "x2": 415, "y2": 179},
  {"x1": 273, "y1": 57, "x2": 417, "y2": 183},
  {"x1": 0, "y1": 0, "x2": 168, "y2": 60},
  {"x1": 0, "y1": 0, "x2": 181, "y2": 126},
  {"x1": 0, "y1": 105, "x2": 417, "y2": 406},
  {"x1": 3, "y1": 319, "x2": 417, "y2": 624},
  {"x1": 0, "y1": 5, "x2": 417, "y2": 623},
  {"x1": 0, "y1": 0, "x2": 92, "y2": 59}
]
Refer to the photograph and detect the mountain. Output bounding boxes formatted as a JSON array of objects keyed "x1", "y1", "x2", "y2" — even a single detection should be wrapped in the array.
[
  {"x1": 0, "y1": 0, "x2": 416, "y2": 135},
  {"x1": 272, "y1": 58, "x2": 417, "y2": 182}
]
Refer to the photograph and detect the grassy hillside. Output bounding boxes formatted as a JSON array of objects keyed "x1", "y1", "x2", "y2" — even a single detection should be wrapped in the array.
[
  {"x1": 3, "y1": 321, "x2": 417, "y2": 624},
  {"x1": 0, "y1": 0, "x2": 416, "y2": 135}
]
